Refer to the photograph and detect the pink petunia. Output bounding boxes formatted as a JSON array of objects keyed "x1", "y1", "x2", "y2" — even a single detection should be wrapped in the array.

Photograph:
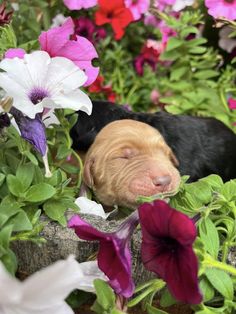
[
  {"x1": 124, "y1": 0, "x2": 150, "y2": 21},
  {"x1": 228, "y1": 98, "x2": 236, "y2": 110},
  {"x1": 39, "y1": 17, "x2": 99, "y2": 86},
  {"x1": 205, "y1": 0, "x2": 236, "y2": 20},
  {"x1": 63, "y1": 0, "x2": 97, "y2": 10}
]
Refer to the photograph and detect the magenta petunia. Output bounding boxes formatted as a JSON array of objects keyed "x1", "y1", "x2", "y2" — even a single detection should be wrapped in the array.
[
  {"x1": 124, "y1": 0, "x2": 150, "y2": 20},
  {"x1": 138, "y1": 200, "x2": 202, "y2": 305},
  {"x1": 63, "y1": 0, "x2": 97, "y2": 10},
  {"x1": 205, "y1": 0, "x2": 236, "y2": 20},
  {"x1": 68, "y1": 211, "x2": 139, "y2": 298},
  {"x1": 4, "y1": 48, "x2": 26, "y2": 59},
  {"x1": 228, "y1": 98, "x2": 236, "y2": 110},
  {"x1": 39, "y1": 17, "x2": 99, "y2": 86}
]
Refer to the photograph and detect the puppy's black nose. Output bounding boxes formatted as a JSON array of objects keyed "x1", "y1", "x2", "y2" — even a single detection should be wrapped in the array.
[{"x1": 153, "y1": 175, "x2": 171, "y2": 187}]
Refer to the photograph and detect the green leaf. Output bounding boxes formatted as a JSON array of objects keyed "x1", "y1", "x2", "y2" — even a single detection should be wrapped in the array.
[
  {"x1": 166, "y1": 37, "x2": 183, "y2": 51},
  {"x1": 159, "y1": 288, "x2": 176, "y2": 307},
  {"x1": 220, "y1": 180, "x2": 236, "y2": 201},
  {"x1": 180, "y1": 26, "x2": 198, "y2": 38},
  {"x1": 43, "y1": 200, "x2": 68, "y2": 225},
  {"x1": 6, "y1": 174, "x2": 26, "y2": 197},
  {"x1": 193, "y1": 70, "x2": 219, "y2": 80},
  {"x1": 199, "y1": 175, "x2": 223, "y2": 191},
  {"x1": 16, "y1": 163, "x2": 35, "y2": 190},
  {"x1": 56, "y1": 145, "x2": 72, "y2": 160},
  {"x1": 93, "y1": 279, "x2": 116, "y2": 311},
  {"x1": 24, "y1": 151, "x2": 38, "y2": 165},
  {"x1": 24, "y1": 183, "x2": 56, "y2": 202},
  {"x1": 199, "y1": 278, "x2": 215, "y2": 302},
  {"x1": 199, "y1": 218, "x2": 219, "y2": 258},
  {"x1": 170, "y1": 66, "x2": 189, "y2": 81},
  {"x1": 205, "y1": 268, "x2": 234, "y2": 300},
  {"x1": 0, "y1": 173, "x2": 5, "y2": 187},
  {"x1": 8, "y1": 210, "x2": 32, "y2": 232}
]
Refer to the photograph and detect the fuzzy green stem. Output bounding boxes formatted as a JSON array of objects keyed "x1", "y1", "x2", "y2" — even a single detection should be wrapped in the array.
[
  {"x1": 71, "y1": 149, "x2": 83, "y2": 190},
  {"x1": 203, "y1": 255, "x2": 236, "y2": 276}
]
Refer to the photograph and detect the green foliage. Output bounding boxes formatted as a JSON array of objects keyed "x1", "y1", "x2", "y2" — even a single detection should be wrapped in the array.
[{"x1": 91, "y1": 279, "x2": 126, "y2": 314}]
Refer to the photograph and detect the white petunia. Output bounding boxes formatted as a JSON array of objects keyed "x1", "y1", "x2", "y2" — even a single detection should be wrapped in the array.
[
  {"x1": 172, "y1": 0, "x2": 194, "y2": 11},
  {"x1": 0, "y1": 256, "x2": 106, "y2": 314},
  {"x1": 0, "y1": 51, "x2": 92, "y2": 119},
  {"x1": 75, "y1": 197, "x2": 110, "y2": 219}
]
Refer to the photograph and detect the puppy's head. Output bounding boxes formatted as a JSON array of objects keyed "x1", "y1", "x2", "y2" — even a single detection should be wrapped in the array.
[{"x1": 83, "y1": 119, "x2": 181, "y2": 208}]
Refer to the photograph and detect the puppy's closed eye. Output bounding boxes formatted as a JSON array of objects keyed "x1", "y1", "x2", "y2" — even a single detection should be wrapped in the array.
[{"x1": 114, "y1": 148, "x2": 138, "y2": 160}]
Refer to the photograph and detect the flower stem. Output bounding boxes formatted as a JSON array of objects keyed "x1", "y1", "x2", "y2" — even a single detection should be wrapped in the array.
[
  {"x1": 71, "y1": 149, "x2": 83, "y2": 190},
  {"x1": 203, "y1": 255, "x2": 236, "y2": 276}
]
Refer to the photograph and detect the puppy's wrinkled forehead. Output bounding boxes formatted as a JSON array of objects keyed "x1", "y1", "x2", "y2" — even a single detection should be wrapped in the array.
[{"x1": 94, "y1": 119, "x2": 163, "y2": 146}]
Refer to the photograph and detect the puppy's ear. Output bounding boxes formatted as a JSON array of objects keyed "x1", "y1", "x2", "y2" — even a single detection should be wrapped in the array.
[
  {"x1": 168, "y1": 149, "x2": 179, "y2": 167},
  {"x1": 83, "y1": 157, "x2": 95, "y2": 188}
]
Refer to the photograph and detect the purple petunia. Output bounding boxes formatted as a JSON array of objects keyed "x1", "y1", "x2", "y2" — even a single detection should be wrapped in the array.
[{"x1": 68, "y1": 211, "x2": 139, "y2": 298}]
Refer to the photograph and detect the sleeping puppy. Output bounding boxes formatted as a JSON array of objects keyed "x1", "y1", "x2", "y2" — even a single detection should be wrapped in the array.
[
  {"x1": 83, "y1": 119, "x2": 181, "y2": 208},
  {"x1": 71, "y1": 100, "x2": 236, "y2": 182}
]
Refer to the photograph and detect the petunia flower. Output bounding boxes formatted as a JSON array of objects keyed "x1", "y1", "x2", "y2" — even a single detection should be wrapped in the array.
[
  {"x1": 88, "y1": 75, "x2": 117, "y2": 102},
  {"x1": 205, "y1": 0, "x2": 236, "y2": 20},
  {"x1": 138, "y1": 200, "x2": 202, "y2": 305},
  {"x1": 75, "y1": 196, "x2": 110, "y2": 219},
  {"x1": 0, "y1": 50, "x2": 92, "y2": 119},
  {"x1": 172, "y1": 0, "x2": 195, "y2": 11},
  {"x1": 124, "y1": 0, "x2": 150, "y2": 21},
  {"x1": 95, "y1": 0, "x2": 133, "y2": 40},
  {"x1": 63, "y1": 0, "x2": 97, "y2": 10},
  {"x1": 0, "y1": 256, "x2": 106, "y2": 314},
  {"x1": 73, "y1": 16, "x2": 106, "y2": 44},
  {"x1": 68, "y1": 210, "x2": 140, "y2": 298},
  {"x1": 39, "y1": 17, "x2": 99, "y2": 86},
  {"x1": 0, "y1": 2, "x2": 13, "y2": 26},
  {"x1": 228, "y1": 98, "x2": 236, "y2": 110},
  {"x1": 154, "y1": 0, "x2": 175, "y2": 11},
  {"x1": 134, "y1": 40, "x2": 165, "y2": 76}
]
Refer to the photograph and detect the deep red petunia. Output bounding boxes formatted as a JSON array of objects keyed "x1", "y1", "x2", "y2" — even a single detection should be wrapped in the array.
[
  {"x1": 138, "y1": 200, "x2": 202, "y2": 305},
  {"x1": 68, "y1": 210, "x2": 139, "y2": 297},
  {"x1": 0, "y1": 2, "x2": 13, "y2": 26},
  {"x1": 95, "y1": 0, "x2": 133, "y2": 40}
]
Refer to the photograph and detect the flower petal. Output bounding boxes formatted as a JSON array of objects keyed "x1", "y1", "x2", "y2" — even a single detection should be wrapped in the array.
[
  {"x1": 68, "y1": 215, "x2": 107, "y2": 240},
  {"x1": 51, "y1": 89, "x2": 92, "y2": 115},
  {"x1": 0, "y1": 73, "x2": 43, "y2": 118},
  {"x1": 0, "y1": 262, "x2": 21, "y2": 304},
  {"x1": 46, "y1": 56, "x2": 87, "y2": 92},
  {"x1": 57, "y1": 35, "x2": 99, "y2": 86},
  {"x1": 78, "y1": 260, "x2": 108, "y2": 292},
  {"x1": 39, "y1": 18, "x2": 74, "y2": 56},
  {"x1": 21, "y1": 256, "x2": 83, "y2": 307},
  {"x1": 5, "y1": 48, "x2": 26, "y2": 59},
  {"x1": 63, "y1": 0, "x2": 97, "y2": 10},
  {"x1": 75, "y1": 197, "x2": 109, "y2": 219}
]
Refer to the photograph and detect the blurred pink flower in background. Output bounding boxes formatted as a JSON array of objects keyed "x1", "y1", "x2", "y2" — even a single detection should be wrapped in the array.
[
  {"x1": 205, "y1": 0, "x2": 236, "y2": 20},
  {"x1": 63, "y1": 0, "x2": 97, "y2": 10},
  {"x1": 134, "y1": 39, "x2": 166, "y2": 75},
  {"x1": 73, "y1": 16, "x2": 106, "y2": 44},
  {"x1": 228, "y1": 98, "x2": 236, "y2": 110},
  {"x1": 124, "y1": 0, "x2": 150, "y2": 20}
]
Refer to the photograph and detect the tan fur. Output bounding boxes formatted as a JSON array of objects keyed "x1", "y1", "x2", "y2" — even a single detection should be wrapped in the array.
[{"x1": 83, "y1": 119, "x2": 181, "y2": 208}]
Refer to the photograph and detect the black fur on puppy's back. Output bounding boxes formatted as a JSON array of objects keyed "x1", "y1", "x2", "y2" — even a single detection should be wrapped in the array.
[{"x1": 70, "y1": 100, "x2": 236, "y2": 182}]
